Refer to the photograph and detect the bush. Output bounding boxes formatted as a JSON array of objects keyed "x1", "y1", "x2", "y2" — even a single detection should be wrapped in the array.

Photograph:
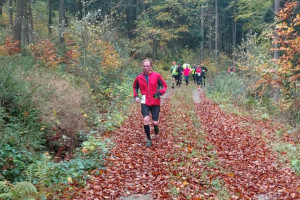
[
  {"x1": 207, "y1": 72, "x2": 250, "y2": 105},
  {"x1": 27, "y1": 69, "x2": 91, "y2": 156}
]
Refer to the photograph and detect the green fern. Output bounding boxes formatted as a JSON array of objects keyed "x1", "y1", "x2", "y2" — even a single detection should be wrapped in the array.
[
  {"x1": 0, "y1": 181, "x2": 10, "y2": 193},
  {"x1": 25, "y1": 165, "x2": 35, "y2": 183},
  {"x1": 34, "y1": 156, "x2": 49, "y2": 186},
  {"x1": 0, "y1": 181, "x2": 37, "y2": 200},
  {"x1": 0, "y1": 193, "x2": 13, "y2": 199},
  {"x1": 14, "y1": 181, "x2": 37, "y2": 196}
]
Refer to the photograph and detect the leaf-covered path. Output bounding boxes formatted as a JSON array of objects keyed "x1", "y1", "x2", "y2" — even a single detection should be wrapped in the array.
[
  {"x1": 68, "y1": 87, "x2": 299, "y2": 199},
  {"x1": 195, "y1": 91, "x2": 300, "y2": 199},
  {"x1": 70, "y1": 92, "x2": 176, "y2": 199}
]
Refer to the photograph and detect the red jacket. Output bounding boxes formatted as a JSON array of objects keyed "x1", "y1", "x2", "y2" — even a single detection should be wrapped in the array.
[
  {"x1": 133, "y1": 72, "x2": 168, "y2": 106},
  {"x1": 183, "y1": 67, "x2": 191, "y2": 76}
]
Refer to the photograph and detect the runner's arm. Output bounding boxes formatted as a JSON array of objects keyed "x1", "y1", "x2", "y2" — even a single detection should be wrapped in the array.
[
  {"x1": 157, "y1": 74, "x2": 168, "y2": 95},
  {"x1": 133, "y1": 78, "x2": 140, "y2": 98}
]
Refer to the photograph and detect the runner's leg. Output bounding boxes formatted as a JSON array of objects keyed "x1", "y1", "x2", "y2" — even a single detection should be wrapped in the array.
[
  {"x1": 141, "y1": 105, "x2": 151, "y2": 141},
  {"x1": 151, "y1": 106, "x2": 160, "y2": 134}
]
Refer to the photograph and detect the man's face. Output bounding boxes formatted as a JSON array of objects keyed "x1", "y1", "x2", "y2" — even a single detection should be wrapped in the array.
[
  {"x1": 143, "y1": 61, "x2": 152, "y2": 75},
  {"x1": 172, "y1": 61, "x2": 176, "y2": 65}
]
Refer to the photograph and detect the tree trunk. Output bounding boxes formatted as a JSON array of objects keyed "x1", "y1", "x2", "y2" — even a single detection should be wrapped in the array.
[
  {"x1": 215, "y1": 0, "x2": 218, "y2": 63},
  {"x1": 9, "y1": 0, "x2": 13, "y2": 28},
  {"x1": 274, "y1": 0, "x2": 280, "y2": 59},
  {"x1": 232, "y1": 20, "x2": 236, "y2": 52},
  {"x1": 152, "y1": 38, "x2": 158, "y2": 61},
  {"x1": 77, "y1": 0, "x2": 83, "y2": 20},
  {"x1": 0, "y1": 0, "x2": 4, "y2": 17},
  {"x1": 272, "y1": 0, "x2": 281, "y2": 100},
  {"x1": 14, "y1": 0, "x2": 26, "y2": 42},
  {"x1": 200, "y1": 4, "x2": 204, "y2": 63},
  {"x1": 48, "y1": 0, "x2": 53, "y2": 35},
  {"x1": 209, "y1": 29, "x2": 212, "y2": 62},
  {"x1": 59, "y1": 0, "x2": 65, "y2": 46},
  {"x1": 27, "y1": 0, "x2": 34, "y2": 44},
  {"x1": 232, "y1": 0, "x2": 237, "y2": 53},
  {"x1": 14, "y1": 0, "x2": 33, "y2": 50}
]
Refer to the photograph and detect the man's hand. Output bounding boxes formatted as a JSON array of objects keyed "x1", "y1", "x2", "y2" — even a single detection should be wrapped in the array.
[
  {"x1": 135, "y1": 97, "x2": 140, "y2": 103},
  {"x1": 153, "y1": 92, "x2": 161, "y2": 99}
]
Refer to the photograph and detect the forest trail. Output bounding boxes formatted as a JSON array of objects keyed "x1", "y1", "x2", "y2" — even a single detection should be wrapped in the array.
[
  {"x1": 68, "y1": 87, "x2": 299, "y2": 200},
  {"x1": 194, "y1": 91, "x2": 300, "y2": 199},
  {"x1": 70, "y1": 91, "x2": 176, "y2": 199}
]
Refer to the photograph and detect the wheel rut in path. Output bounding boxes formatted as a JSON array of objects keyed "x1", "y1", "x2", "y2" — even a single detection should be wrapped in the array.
[{"x1": 193, "y1": 89, "x2": 300, "y2": 199}]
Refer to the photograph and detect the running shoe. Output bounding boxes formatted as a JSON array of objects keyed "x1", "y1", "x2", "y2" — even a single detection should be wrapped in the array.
[
  {"x1": 154, "y1": 126, "x2": 159, "y2": 135},
  {"x1": 146, "y1": 140, "x2": 152, "y2": 147}
]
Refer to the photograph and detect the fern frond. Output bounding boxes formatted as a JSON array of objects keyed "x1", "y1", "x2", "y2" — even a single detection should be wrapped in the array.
[
  {"x1": 14, "y1": 181, "x2": 37, "y2": 196},
  {"x1": 0, "y1": 181, "x2": 10, "y2": 193},
  {"x1": 25, "y1": 164, "x2": 35, "y2": 183},
  {"x1": 0, "y1": 192, "x2": 13, "y2": 199}
]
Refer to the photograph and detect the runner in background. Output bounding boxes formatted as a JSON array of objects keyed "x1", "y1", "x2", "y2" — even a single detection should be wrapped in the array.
[
  {"x1": 200, "y1": 63, "x2": 208, "y2": 88},
  {"x1": 182, "y1": 61, "x2": 191, "y2": 70},
  {"x1": 195, "y1": 64, "x2": 202, "y2": 91},
  {"x1": 228, "y1": 66, "x2": 235, "y2": 77},
  {"x1": 183, "y1": 65, "x2": 191, "y2": 86},
  {"x1": 176, "y1": 64, "x2": 183, "y2": 87},
  {"x1": 191, "y1": 64, "x2": 196, "y2": 83},
  {"x1": 171, "y1": 61, "x2": 178, "y2": 89}
]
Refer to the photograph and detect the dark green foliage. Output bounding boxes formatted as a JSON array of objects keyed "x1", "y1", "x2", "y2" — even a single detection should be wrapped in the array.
[
  {"x1": 0, "y1": 56, "x2": 47, "y2": 183},
  {"x1": 0, "y1": 144, "x2": 35, "y2": 182}
]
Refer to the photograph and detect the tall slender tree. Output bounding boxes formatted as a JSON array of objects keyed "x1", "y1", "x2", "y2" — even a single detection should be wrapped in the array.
[
  {"x1": 0, "y1": 0, "x2": 5, "y2": 17},
  {"x1": 59, "y1": 0, "x2": 66, "y2": 46},
  {"x1": 200, "y1": 4, "x2": 205, "y2": 63},
  {"x1": 273, "y1": 0, "x2": 281, "y2": 59},
  {"x1": 9, "y1": 0, "x2": 13, "y2": 28},
  {"x1": 14, "y1": 0, "x2": 34, "y2": 50},
  {"x1": 48, "y1": 0, "x2": 53, "y2": 35},
  {"x1": 215, "y1": 0, "x2": 218, "y2": 63},
  {"x1": 232, "y1": 0, "x2": 237, "y2": 53}
]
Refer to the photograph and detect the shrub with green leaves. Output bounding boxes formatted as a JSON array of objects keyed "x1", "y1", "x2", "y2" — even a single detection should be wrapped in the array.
[
  {"x1": 206, "y1": 72, "x2": 250, "y2": 105},
  {"x1": 0, "y1": 56, "x2": 47, "y2": 183},
  {"x1": 0, "y1": 181, "x2": 37, "y2": 200}
]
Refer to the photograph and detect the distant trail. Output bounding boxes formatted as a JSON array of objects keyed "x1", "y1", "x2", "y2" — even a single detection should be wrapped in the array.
[
  {"x1": 192, "y1": 89, "x2": 202, "y2": 103},
  {"x1": 193, "y1": 89, "x2": 300, "y2": 199}
]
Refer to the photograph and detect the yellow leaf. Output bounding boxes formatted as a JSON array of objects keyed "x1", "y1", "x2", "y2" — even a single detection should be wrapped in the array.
[
  {"x1": 83, "y1": 113, "x2": 88, "y2": 118},
  {"x1": 67, "y1": 177, "x2": 73, "y2": 184},
  {"x1": 183, "y1": 181, "x2": 189, "y2": 186}
]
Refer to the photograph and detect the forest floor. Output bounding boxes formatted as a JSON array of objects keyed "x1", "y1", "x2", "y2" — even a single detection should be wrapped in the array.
[{"x1": 66, "y1": 84, "x2": 299, "y2": 200}]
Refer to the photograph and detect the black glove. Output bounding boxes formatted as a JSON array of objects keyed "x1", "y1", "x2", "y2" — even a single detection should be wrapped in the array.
[{"x1": 153, "y1": 92, "x2": 161, "y2": 99}]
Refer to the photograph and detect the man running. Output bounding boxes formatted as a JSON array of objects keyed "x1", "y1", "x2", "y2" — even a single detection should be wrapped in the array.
[
  {"x1": 183, "y1": 65, "x2": 191, "y2": 86},
  {"x1": 191, "y1": 64, "x2": 196, "y2": 83},
  {"x1": 200, "y1": 63, "x2": 208, "y2": 88},
  {"x1": 133, "y1": 59, "x2": 168, "y2": 147},
  {"x1": 195, "y1": 64, "x2": 202, "y2": 91},
  {"x1": 176, "y1": 64, "x2": 183, "y2": 87},
  {"x1": 182, "y1": 61, "x2": 191, "y2": 70},
  {"x1": 171, "y1": 61, "x2": 178, "y2": 89}
]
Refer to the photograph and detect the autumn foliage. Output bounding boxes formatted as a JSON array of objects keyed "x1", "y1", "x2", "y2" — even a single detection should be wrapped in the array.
[
  {"x1": 88, "y1": 40, "x2": 121, "y2": 72},
  {"x1": 29, "y1": 39, "x2": 61, "y2": 68},
  {"x1": 273, "y1": 1, "x2": 300, "y2": 96},
  {"x1": 0, "y1": 35, "x2": 21, "y2": 55}
]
